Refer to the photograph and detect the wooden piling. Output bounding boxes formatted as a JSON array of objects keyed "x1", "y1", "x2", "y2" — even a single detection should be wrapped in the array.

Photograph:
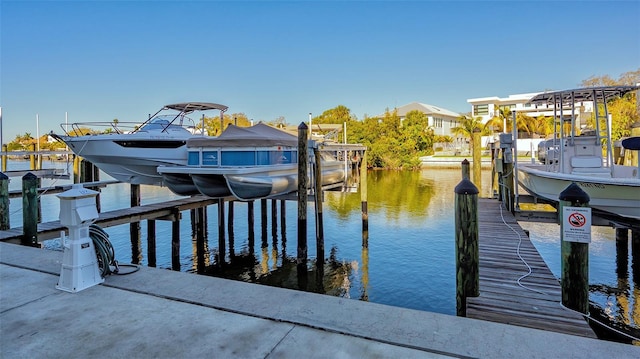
[
  {"x1": 271, "y1": 199, "x2": 277, "y2": 240},
  {"x1": 461, "y1": 159, "x2": 470, "y2": 180},
  {"x1": 280, "y1": 200, "x2": 286, "y2": 242},
  {"x1": 29, "y1": 144, "x2": 36, "y2": 170},
  {"x1": 472, "y1": 127, "x2": 482, "y2": 189},
  {"x1": 171, "y1": 209, "x2": 181, "y2": 271},
  {"x1": 227, "y1": 201, "x2": 235, "y2": 261},
  {"x1": 632, "y1": 230, "x2": 640, "y2": 286},
  {"x1": 297, "y1": 122, "x2": 308, "y2": 269},
  {"x1": 559, "y1": 183, "x2": 590, "y2": 314},
  {"x1": 196, "y1": 207, "x2": 206, "y2": 273},
  {"x1": 615, "y1": 228, "x2": 629, "y2": 279},
  {"x1": 147, "y1": 219, "x2": 157, "y2": 267},
  {"x1": 73, "y1": 156, "x2": 81, "y2": 183},
  {"x1": 130, "y1": 184, "x2": 141, "y2": 264},
  {"x1": 218, "y1": 198, "x2": 226, "y2": 266},
  {"x1": 0, "y1": 172, "x2": 9, "y2": 230},
  {"x1": 454, "y1": 167, "x2": 480, "y2": 317},
  {"x1": 360, "y1": 150, "x2": 368, "y2": 247},
  {"x1": 313, "y1": 148, "x2": 325, "y2": 267},
  {"x1": 261, "y1": 198, "x2": 268, "y2": 246},
  {"x1": 1, "y1": 144, "x2": 7, "y2": 172},
  {"x1": 503, "y1": 158, "x2": 514, "y2": 212},
  {"x1": 228, "y1": 201, "x2": 234, "y2": 239},
  {"x1": 21, "y1": 172, "x2": 38, "y2": 246},
  {"x1": 248, "y1": 201, "x2": 255, "y2": 251}
]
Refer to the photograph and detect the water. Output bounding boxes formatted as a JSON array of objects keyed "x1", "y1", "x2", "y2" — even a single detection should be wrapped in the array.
[{"x1": 4, "y1": 159, "x2": 638, "y2": 336}]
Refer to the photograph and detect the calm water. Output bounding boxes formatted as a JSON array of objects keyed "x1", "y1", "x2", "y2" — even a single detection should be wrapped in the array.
[{"x1": 4, "y1": 159, "x2": 639, "y2": 336}]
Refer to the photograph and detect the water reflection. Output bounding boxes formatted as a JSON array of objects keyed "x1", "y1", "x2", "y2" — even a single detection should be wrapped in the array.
[{"x1": 8, "y1": 159, "x2": 638, "y2": 341}]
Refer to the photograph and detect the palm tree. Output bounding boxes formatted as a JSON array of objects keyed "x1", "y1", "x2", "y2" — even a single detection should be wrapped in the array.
[
  {"x1": 451, "y1": 114, "x2": 488, "y2": 152},
  {"x1": 485, "y1": 106, "x2": 513, "y2": 133}
]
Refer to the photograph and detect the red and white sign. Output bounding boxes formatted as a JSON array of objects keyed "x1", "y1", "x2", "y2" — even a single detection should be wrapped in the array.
[{"x1": 562, "y1": 207, "x2": 591, "y2": 243}]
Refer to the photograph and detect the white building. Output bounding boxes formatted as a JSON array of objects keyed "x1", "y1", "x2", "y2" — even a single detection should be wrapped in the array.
[
  {"x1": 378, "y1": 102, "x2": 461, "y2": 136},
  {"x1": 467, "y1": 91, "x2": 595, "y2": 128}
]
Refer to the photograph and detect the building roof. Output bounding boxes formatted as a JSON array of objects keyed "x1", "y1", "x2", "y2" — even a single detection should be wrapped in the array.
[
  {"x1": 467, "y1": 92, "x2": 542, "y2": 106},
  {"x1": 377, "y1": 102, "x2": 460, "y2": 118}
]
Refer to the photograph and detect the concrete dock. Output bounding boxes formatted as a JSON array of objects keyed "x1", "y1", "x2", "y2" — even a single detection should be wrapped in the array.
[{"x1": 1, "y1": 242, "x2": 638, "y2": 358}]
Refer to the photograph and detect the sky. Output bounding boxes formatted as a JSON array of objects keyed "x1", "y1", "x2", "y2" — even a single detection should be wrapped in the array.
[{"x1": 1, "y1": 0, "x2": 639, "y2": 144}]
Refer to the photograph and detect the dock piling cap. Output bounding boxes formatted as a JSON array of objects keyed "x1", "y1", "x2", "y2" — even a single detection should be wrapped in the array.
[
  {"x1": 57, "y1": 183, "x2": 99, "y2": 200},
  {"x1": 454, "y1": 178, "x2": 479, "y2": 195},
  {"x1": 558, "y1": 182, "x2": 590, "y2": 204}
]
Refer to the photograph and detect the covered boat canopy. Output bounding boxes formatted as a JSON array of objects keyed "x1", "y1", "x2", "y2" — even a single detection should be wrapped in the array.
[
  {"x1": 187, "y1": 123, "x2": 298, "y2": 148},
  {"x1": 528, "y1": 85, "x2": 640, "y2": 105}
]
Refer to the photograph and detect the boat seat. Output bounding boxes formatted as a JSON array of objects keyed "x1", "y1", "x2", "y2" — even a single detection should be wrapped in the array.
[{"x1": 570, "y1": 156, "x2": 611, "y2": 177}]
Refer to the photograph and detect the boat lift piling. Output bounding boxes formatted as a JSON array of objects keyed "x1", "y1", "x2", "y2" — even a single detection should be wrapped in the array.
[
  {"x1": 360, "y1": 150, "x2": 368, "y2": 248},
  {"x1": 247, "y1": 201, "x2": 255, "y2": 252},
  {"x1": 217, "y1": 198, "x2": 226, "y2": 267},
  {"x1": 297, "y1": 123, "x2": 308, "y2": 278},
  {"x1": 130, "y1": 184, "x2": 142, "y2": 264},
  {"x1": 313, "y1": 148, "x2": 325, "y2": 275}
]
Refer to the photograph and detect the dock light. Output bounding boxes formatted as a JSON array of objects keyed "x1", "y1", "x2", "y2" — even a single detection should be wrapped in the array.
[{"x1": 56, "y1": 184, "x2": 103, "y2": 292}]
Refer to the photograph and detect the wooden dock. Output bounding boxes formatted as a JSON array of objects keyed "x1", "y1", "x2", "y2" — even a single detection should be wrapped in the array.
[
  {"x1": 466, "y1": 198, "x2": 596, "y2": 338},
  {"x1": 0, "y1": 195, "x2": 221, "y2": 243}
]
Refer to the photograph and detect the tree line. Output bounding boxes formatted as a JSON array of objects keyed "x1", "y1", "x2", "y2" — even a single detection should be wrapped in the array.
[{"x1": 5, "y1": 69, "x2": 638, "y2": 169}]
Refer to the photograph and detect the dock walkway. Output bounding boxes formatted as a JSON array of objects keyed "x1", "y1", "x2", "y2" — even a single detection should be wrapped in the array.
[
  {"x1": 2, "y1": 242, "x2": 636, "y2": 358},
  {"x1": 467, "y1": 198, "x2": 595, "y2": 337}
]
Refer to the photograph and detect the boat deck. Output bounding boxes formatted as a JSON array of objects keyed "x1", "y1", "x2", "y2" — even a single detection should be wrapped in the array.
[{"x1": 466, "y1": 198, "x2": 596, "y2": 338}]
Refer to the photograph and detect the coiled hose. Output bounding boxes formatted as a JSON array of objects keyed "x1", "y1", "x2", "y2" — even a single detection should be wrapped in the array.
[{"x1": 89, "y1": 224, "x2": 139, "y2": 277}]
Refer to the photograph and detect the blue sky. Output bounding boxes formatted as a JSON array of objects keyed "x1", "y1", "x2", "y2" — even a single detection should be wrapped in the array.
[{"x1": 1, "y1": 0, "x2": 639, "y2": 143}]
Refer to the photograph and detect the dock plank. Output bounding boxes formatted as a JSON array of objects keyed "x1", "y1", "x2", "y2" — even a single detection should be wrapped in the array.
[{"x1": 466, "y1": 198, "x2": 596, "y2": 338}]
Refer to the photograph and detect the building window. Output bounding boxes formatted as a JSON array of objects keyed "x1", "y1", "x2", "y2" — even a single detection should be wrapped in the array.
[
  {"x1": 473, "y1": 104, "x2": 489, "y2": 116},
  {"x1": 433, "y1": 117, "x2": 443, "y2": 128}
]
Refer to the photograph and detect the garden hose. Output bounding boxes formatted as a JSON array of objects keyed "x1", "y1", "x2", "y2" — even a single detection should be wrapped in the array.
[{"x1": 89, "y1": 224, "x2": 139, "y2": 277}]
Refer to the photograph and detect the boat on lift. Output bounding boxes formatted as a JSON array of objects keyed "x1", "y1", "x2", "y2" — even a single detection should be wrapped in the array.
[
  {"x1": 51, "y1": 102, "x2": 228, "y2": 186},
  {"x1": 158, "y1": 123, "x2": 346, "y2": 201},
  {"x1": 516, "y1": 85, "x2": 640, "y2": 221}
]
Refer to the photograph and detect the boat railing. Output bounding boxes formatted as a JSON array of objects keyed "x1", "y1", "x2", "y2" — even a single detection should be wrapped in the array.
[
  {"x1": 59, "y1": 117, "x2": 204, "y2": 137},
  {"x1": 60, "y1": 122, "x2": 141, "y2": 136}
]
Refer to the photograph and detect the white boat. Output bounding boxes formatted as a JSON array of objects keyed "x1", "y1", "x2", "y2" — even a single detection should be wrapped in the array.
[
  {"x1": 157, "y1": 123, "x2": 346, "y2": 201},
  {"x1": 516, "y1": 86, "x2": 640, "y2": 221},
  {"x1": 52, "y1": 102, "x2": 228, "y2": 186}
]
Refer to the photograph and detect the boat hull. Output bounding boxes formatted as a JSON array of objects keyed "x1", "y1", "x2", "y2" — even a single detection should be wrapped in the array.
[
  {"x1": 161, "y1": 173, "x2": 201, "y2": 196},
  {"x1": 224, "y1": 162, "x2": 346, "y2": 201},
  {"x1": 61, "y1": 135, "x2": 189, "y2": 185},
  {"x1": 518, "y1": 164, "x2": 640, "y2": 220}
]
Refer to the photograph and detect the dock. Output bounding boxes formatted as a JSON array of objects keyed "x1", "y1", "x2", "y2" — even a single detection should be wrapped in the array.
[
  {"x1": 466, "y1": 198, "x2": 596, "y2": 337},
  {"x1": 1, "y1": 242, "x2": 636, "y2": 358},
  {"x1": 0, "y1": 195, "x2": 221, "y2": 243}
]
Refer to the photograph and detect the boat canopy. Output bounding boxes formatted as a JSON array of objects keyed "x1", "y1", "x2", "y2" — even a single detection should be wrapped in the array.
[
  {"x1": 163, "y1": 102, "x2": 229, "y2": 114},
  {"x1": 187, "y1": 123, "x2": 298, "y2": 147},
  {"x1": 528, "y1": 85, "x2": 640, "y2": 105}
]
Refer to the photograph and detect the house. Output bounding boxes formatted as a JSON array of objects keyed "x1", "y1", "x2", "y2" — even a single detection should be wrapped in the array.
[
  {"x1": 467, "y1": 92, "x2": 595, "y2": 128},
  {"x1": 378, "y1": 102, "x2": 461, "y2": 137}
]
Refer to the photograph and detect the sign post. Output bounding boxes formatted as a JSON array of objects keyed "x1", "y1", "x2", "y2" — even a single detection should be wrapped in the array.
[{"x1": 559, "y1": 183, "x2": 590, "y2": 314}]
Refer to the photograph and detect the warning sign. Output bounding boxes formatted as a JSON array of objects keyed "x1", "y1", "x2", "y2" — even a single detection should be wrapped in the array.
[{"x1": 562, "y1": 207, "x2": 591, "y2": 243}]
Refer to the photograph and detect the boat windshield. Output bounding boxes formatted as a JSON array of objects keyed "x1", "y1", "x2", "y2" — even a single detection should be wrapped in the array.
[{"x1": 139, "y1": 115, "x2": 195, "y2": 133}]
